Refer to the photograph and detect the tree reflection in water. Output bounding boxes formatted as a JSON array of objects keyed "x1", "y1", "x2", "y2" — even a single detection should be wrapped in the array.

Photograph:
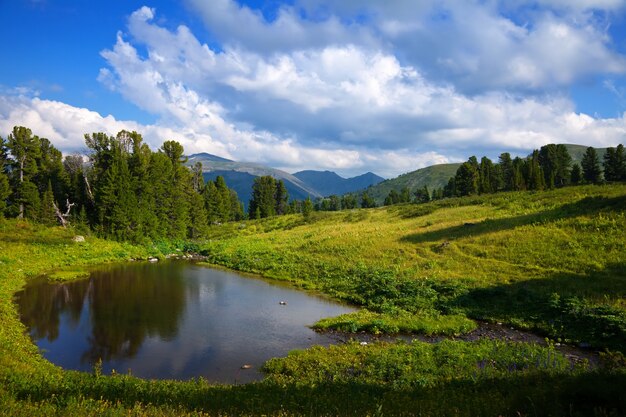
[{"x1": 16, "y1": 262, "x2": 190, "y2": 363}]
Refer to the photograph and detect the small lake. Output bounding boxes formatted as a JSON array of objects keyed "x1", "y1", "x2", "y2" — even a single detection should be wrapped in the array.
[{"x1": 15, "y1": 261, "x2": 356, "y2": 383}]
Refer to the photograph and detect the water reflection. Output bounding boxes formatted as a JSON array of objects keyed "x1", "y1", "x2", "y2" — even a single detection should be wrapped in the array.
[
  {"x1": 18, "y1": 263, "x2": 190, "y2": 363},
  {"x1": 16, "y1": 262, "x2": 355, "y2": 383}
]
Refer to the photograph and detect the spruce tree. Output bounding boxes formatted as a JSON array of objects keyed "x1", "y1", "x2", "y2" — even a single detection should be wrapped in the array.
[
  {"x1": 214, "y1": 176, "x2": 232, "y2": 222},
  {"x1": 400, "y1": 187, "x2": 411, "y2": 203},
  {"x1": 479, "y1": 156, "x2": 496, "y2": 194},
  {"x1": 570, "y1": 163, "x2": 582, "y2": 185},
  {"x1": 229, "y1": 190, "x2": 244, "y2": 221},
  {"x1": 555, "y1": 144, "x2": 572, "y2": 186},
  {"x1": 40, "y1": 181, "x2": 57, "y2": 226},
  {"x1": 274, "y1": 180, "x2": 289, "y2": 215},
  {"x1": 603, "y1": 145, "x2": 625, "y2": 182},
  {"x1": 454, "y1": 160, "x2": 479, "y2": 196},
  {"x1": 249, "y1": 176, "x2": 277, "y2": 218},
  {"x1": 360, "y1": 191, "x2": 376, "y2": 208},
  {"x1": 498, "y1": 152, "x2": 515, "y2": 191},
  {"x1": 302, "y1": 196, "x2": 313, "y2": 220},
  {"x1": 526, "y1": 150, "x2": 545, "y2": 190},
  {"x1": 0, "y1": 170, "x2": 9, "y2": 217},
  {"x1": 581, "y1": 147, "x2": 602, "y2": 183},
  {"x1": 6, "y1": 126, "x2": 41, "y2": 218},
  {"x1": 341, "y1": 194, "x2": 357, "y2": 209},
  {"x1": 511, "y1": 157, "x2": 526, "y2": 190},
  {"x1": 618, "y1": 144, "x2": 626, "y2": 180}
]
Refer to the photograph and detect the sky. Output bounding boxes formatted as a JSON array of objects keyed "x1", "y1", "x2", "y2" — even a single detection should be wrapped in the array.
[{"x1": 1, "y1": 0, "x2": 626, "y2": 178}]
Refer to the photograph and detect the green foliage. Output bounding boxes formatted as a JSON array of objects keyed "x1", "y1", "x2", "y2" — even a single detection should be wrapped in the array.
[
  {"x1": 0, "y1": 171, "x2": 10, "y2": 216},
  {"x1": 603, "y1": 144, "x2": 626, "y2": 182},
  {"x1": 249, "y1": 176, "x2": 278, "y2": 218},
  {"x1": 314, "y1": 310, "x2": 475, "y2": 335},
  {"x1": 582, "y1": 146, "x2": 603, "y2": 183}
]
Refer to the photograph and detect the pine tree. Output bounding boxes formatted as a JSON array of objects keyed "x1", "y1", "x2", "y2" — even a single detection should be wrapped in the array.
[
  {"x1": 360, "y1": 191, "x2": 376, "y2": 208},
  {"x1": 229, "y1": 190, "x2": 244, "y2": 221},
  {"x1": 40, "y1": 181, "x2": 57, "y2": 226},
  {"x1": 0, "y1": 170, "x2": 9, "y2": 217},
  {"x1": 414, "y1": 186, "x2": 430, "y2": 203},
  {"x1": 187, "y1": 189, "x2": 209, "y2": 239},
  {"x1": 618, "y1": 144, "x2": 626, "y2": 181},
  {"x1": 214, "y1": 176, "x2": 232, "y2": 222},
  {"x1": 302, "y1": 196, "x2": 313, "y2": 220},
  {"x1": 274, "y1": 180, "x2": 289, "y2": 215},
  {"x1": 454, "y1": 160, "x2": 479, "y2": 196},
  {"x1": 581, "y1": 147, "x2": 602, "y2": 183},
  {"x1": 6, "y1": 126, "x2": 41, "y2": 218},
  {"x1": 385, "y1": 189, "x2": 399, "y2": 205},
  {"x1": 570, "y1": 163, "x2": 582, "y2": 185},
  {"x1": 341, "y1": 194, "x2": 357, "y2": 209},
  {"x1": 555, "y1": 144, "x2": 572, "y2": 186},
  {"x1": 526, "y1": 150, "x2": 545, "y2": 191},
  {"x1": 478, "y1": 156, "x2": 496, "y2": 194},
  {"x1": 249, "y1": 176, "x2": 277, "y2": 218},
  {"x1": 498, "y1": 152, "x2": 514, "y2": 191},
  {"x1": 511, "y1": 157, "x2": 526, "y2": 190},
  {"x1": 399, "y1": 187, "x2": 411, "y2": 203},
  {"x1": 443, "y1": 177, "x2": 456, "y2": 197},
  {"x1": 603, "y1": 145, "x2": 625, "y2": 182},
  {"x1": 328, "y1": 195, "x2": 341, "y2": 211},
  {"x1": 538, "y1": 144, "x2": 558, "y2": 188}
]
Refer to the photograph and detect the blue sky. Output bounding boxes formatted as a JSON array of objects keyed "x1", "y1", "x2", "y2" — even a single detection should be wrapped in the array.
[{"x1": 1, "y1": 0, "x2": 626, "y2": 177}]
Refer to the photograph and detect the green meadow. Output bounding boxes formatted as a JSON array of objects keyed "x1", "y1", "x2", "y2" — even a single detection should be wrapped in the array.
[{"x1": 1, "y1": 184, "x2": 625, "y2": 416}]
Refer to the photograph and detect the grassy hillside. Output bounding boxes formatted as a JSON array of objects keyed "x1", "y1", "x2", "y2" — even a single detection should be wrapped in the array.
[
  {"x1": 203, "y1": 184, "x2": 626, "y2": 350},
  {"x1": 362, "y1": 163, "x2": 461, "y2": 204},
  {"x1": 1, "y1": 185, "x2": 625, "y2": 416}
]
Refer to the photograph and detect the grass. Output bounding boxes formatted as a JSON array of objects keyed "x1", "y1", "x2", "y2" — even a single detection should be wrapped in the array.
[
  {"x1": 200, "y1": 184, "x2": 626, "y2": 350},
  {"x1": 0, "y1": 184, "x2": 625, "y2": 416}
]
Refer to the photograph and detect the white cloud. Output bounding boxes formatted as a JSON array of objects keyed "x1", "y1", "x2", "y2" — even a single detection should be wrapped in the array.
[{"x1": 4, "y1": 2, "x2": 626, "y2": 179}]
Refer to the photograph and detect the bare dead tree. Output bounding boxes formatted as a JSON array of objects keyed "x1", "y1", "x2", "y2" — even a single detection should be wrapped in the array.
[
  {"x1": 52, "y1": 199, "x2": 76, "y2": 228},
  {"x1": 83, "y1": 173, "x2": 95, "y2": 202}
]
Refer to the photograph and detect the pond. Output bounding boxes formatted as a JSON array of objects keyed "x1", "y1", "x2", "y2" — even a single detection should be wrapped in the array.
[{"x1": 15, "y1": 261, "x2": 356, "y2": 383}]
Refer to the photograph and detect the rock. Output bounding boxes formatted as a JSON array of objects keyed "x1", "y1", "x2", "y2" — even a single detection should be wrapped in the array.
[
  {"x1": 240, "y1": 364, "x2": 253, "y2": 370},
  {"x1": 148, "y1": 257, "x2": 159, "y2": 263},
  {"x1": 72, "y1": 235, "x2": 85, "y2": 242}
]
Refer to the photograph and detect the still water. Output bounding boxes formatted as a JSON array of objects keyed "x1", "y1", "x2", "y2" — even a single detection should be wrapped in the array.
[{"x1": 15, "y1": 261, "x2": 355, "y2": 383}]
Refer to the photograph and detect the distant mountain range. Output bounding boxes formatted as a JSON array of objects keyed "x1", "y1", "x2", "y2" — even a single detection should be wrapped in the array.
[
  {"x1": 360, "y1": 144, "x2": 609, "y2": 205},
  {"x1": 186, "y1": 153, "x2": 384, "y2": 208},
  {"x1": 188, "y1": 144, "x2": 610, "y2": 208},
  {"x1": 292, "y1": 170, "x2": 384, "y2": 197}
]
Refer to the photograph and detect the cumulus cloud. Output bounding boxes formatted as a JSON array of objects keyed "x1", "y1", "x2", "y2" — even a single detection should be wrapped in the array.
[{"x1": 4, "y1": 2, "x2": 626, "y2": 179}]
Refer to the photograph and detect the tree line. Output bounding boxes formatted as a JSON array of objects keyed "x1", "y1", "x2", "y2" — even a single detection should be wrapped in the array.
[
  {"x1": 381, "y1": 144, "x2": 626, "y2": 206},
  {"x1": 0, "y1": 126, "x2": 244, "y2": 241}
]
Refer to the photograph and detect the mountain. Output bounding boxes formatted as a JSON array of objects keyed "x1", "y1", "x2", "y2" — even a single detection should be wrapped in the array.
[
  {"x1": 292, "y1": 170, "x2": 384, "y2": 197},
  {"x1": 187, "y1": 153, "x2": 322, "y2": 209}
]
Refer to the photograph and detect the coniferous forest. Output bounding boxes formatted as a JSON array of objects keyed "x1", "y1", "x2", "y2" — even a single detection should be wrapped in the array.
[{"x1": 0, "y1": 126, "x2": 247, "y2": 242}]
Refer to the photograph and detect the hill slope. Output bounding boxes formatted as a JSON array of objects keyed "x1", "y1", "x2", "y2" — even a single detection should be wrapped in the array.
[
  {"x1": 204, "y1": 184, "x2": 626, "y2": 352},
  {"x1": 293, "y1": 170, "x2": 384, "y2": 196},
  {"x1": 188, "y1": 153, "x2": 322, "y2": 207},
  {"x1": 362, "y1": 163, "x2": 461, "y2": 204}
]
